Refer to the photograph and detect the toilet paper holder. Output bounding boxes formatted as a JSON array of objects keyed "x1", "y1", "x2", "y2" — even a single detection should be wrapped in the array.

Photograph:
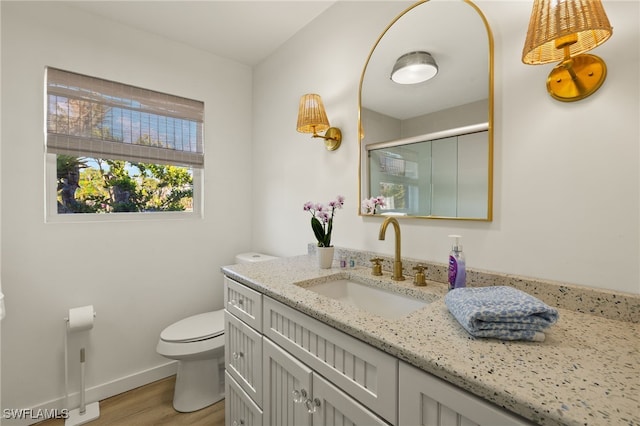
[{"x1": 63, "y1": 305, "x2": 100, "y2": 425}]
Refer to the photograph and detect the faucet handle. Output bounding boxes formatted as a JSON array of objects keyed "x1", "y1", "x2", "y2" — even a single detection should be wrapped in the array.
[
  {"x1": 412, "y1": 264, "x2": 427, "y2": 286},
  {"x1": 370, "y1": 258, "x2": 383, "y2": 276},
  {"x1": 413, "y1": 264, "x2": 426, "y2": 272}
]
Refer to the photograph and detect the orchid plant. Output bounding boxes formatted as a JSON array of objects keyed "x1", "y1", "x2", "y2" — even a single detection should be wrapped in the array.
[
  {"x1": 362, "y1": 196, "x2": 386, "y2": 214},
  {"x1": 303, "y1": 195, "x2": 345, "y2": 247}
]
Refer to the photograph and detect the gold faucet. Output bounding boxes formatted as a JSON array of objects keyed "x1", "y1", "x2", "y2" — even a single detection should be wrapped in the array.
[{"x1": 378, "y1": 217, "x2": 405, "y2": 281}]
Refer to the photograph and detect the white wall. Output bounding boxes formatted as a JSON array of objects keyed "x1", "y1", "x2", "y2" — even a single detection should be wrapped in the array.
[
  {"x1": 1, "y1": 2, "x2": 253, "y2": 413},
  {"x1": 0, "y1": 2, "x2": 3, "y2": 422},
  {"x1": 252, "y1": 0, "x2": 639, "y2": 295}
]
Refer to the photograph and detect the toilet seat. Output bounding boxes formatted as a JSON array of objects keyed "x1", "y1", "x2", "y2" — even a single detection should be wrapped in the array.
[{"x1": 160, "y1": 311, "x2": 224, "y2": 343}]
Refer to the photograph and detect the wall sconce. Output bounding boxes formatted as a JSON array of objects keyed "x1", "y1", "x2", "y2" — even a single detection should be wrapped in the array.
[
  {"x1": 522, "y1": 0, "x2": 613, "y2": 102},
  {"x1": 391, "y1": 51, "x2": 438, "y2": 85},
  {"x1": 296, "y1": 94, "x2": 342, "y2": 151}
]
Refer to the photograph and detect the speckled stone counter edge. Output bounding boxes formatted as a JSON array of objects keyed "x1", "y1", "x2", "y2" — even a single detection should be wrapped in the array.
[{"x1": 318, "y1": 245, "x2": 639, "y2": 323}]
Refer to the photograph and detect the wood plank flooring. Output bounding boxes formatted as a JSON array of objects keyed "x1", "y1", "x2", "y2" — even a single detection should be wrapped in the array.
[{"x1": 36, "y1": 376, "x2": 225, "y2": 426}]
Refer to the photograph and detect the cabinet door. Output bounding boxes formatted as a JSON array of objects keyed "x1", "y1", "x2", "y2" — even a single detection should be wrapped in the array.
[
  {"x1": 225, "y1": 372, "x2": 263, "y2": 426},
  {"x1": 399, "y1": 362, "x2": 533, "y2": 426},
  {"x1": 263, "y1": 338, "x2": 313, "y2": 426},
  {"x1": 226, "y1": 310, "x2": 263, "y2": 406},
  {"x1": 313, "y1": 373, "x2": 389, "y2": 426}
]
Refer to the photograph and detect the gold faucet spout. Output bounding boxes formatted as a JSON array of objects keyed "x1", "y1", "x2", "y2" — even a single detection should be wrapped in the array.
[{"x1": 378, "y1": 217, "x2": 405, "y2": 281}]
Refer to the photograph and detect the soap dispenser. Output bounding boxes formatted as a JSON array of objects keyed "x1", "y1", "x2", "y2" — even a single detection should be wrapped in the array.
[{"x1": 448, "y1": 235, "x2": 466, "y2": 291}]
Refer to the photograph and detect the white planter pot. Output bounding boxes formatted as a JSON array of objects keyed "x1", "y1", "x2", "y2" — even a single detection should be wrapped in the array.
[{"x1": 317, "y1": 247, "x2": 335, "y2": 269}]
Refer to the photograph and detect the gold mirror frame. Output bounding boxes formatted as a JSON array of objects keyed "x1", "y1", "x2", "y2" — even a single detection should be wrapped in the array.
[{"x1": 358, "y1": 0, "x2": 494, "y2": 221}]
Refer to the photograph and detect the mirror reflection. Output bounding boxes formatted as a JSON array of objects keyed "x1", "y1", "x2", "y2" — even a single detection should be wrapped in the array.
[
  {"x1": 367, "y1": 123, "x2": 488, "y2": 218},
  {"x1": 359, "y1": 0, "x2": 493, "y2": 220}
]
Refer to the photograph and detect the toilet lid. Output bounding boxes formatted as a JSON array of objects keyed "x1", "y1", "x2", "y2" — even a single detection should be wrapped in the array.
[{"x1": 160, "y1": 310, "x2": 225, "y2": 343}]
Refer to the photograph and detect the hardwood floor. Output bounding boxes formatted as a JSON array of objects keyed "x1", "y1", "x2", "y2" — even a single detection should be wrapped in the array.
[{"x1": 37, "y1": 376, "x2": 225, "y2": 426}]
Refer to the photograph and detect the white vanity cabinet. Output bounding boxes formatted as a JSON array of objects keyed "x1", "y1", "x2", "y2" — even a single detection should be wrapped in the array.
[
  {"x1": 224, "y1": 276, "x2": 531, "y2": 426},
  {"x1": 399, "y1": 362, "x2": 533, "y2": 426}
]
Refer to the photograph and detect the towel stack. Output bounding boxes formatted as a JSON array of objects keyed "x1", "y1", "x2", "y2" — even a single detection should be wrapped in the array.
[{"x1": 444, "y1": 286, "x2": 559, "y2": 342}]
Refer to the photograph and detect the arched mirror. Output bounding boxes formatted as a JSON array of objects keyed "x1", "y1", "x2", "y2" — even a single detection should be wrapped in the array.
[{"x1": 358, "y1": 0, "x2": 494, "y2": 220}]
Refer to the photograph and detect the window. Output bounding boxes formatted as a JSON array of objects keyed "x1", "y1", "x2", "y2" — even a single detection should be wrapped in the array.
[
  {"x1": 368, "y1": 148, "x2": 420, "y2": 214},
  {"x1": 45, "y1": 67, "x2": 204, "y2": 219}
]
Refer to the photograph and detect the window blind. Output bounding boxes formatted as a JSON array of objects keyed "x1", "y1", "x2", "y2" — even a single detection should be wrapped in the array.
[{"x1": 46, "y1": 67, "x2": 204, "y2": 167}]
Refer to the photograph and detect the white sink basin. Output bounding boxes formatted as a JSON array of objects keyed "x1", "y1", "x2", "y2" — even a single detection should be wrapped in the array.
[{"x1": 303, "y1": 278, "x2": 429, "y2": 320}]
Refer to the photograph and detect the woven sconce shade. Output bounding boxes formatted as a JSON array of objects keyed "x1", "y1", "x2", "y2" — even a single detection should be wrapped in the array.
[
  {"x1": 297, "y1": 94, "x2": 330, "y2": 134},
  {"x1": 522, "y1": 0, "x2": 612, "y2": 64}
]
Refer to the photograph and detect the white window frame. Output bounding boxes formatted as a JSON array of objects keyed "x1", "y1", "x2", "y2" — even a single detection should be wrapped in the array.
[{"x1": 44, "y1": 67, "x2": 204, "y2": 222}]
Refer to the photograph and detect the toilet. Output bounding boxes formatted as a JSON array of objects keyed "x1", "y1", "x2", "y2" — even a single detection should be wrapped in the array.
[{"x1": 156, "y1": 252, "x2": 276, "y2": 412}]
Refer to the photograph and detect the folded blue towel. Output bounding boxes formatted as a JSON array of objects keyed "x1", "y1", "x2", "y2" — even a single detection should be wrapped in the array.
[{"x1": 445, "y1": 286, "x2": 559, "y2": 342}]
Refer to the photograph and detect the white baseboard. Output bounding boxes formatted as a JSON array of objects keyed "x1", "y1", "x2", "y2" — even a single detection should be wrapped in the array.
[
  {"x1": 79, "y1": 361, "x2": 178, "y2": 407},
  {"x1": 6, "y1": 362, "x2": 177, "y2": 426}
]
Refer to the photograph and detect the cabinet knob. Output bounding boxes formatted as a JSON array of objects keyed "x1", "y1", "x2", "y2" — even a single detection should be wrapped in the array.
[
  {"x1": 305, "y1": 397, "x2": 321, "y2": 414},
  {"x1": 232, "y1": 351, "x2": 244, "y2": 360},
  {"x1": 292, "y1": 389, "x2": 308, "y2": 403},
  {"x1": 293, "y1": 389, "x2": 320, "y2": 413},
  {"x1": 232, "y1": 420, "x2": 245, "y2": 426}
]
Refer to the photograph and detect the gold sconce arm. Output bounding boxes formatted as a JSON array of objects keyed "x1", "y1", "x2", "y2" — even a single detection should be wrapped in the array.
[{"x1": 310, "y1": 127, "x2": 342, "y2": 151}]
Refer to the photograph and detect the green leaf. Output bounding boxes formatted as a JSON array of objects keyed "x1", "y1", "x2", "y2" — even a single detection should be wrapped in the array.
[
  {"x1": 311, "y1": 217, "x2": 326, "y2": 245},
  {"x1": 324, "y1": 218, "x2": 333, "y2": 247}
]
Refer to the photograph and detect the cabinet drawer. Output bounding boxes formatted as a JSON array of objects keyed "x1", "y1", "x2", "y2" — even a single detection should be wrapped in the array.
[
  {"x1": 225, "y1": 372, "x2": 263, "y2": 426},
  {"x1": 225, "y1": 311, "x2": 263, "y2": 406},
  {"x1": 225, "y1": 277, "x2": 262, "y2": 332},
  {"x1": 263, "y1": 297, "x2": 398, "y2": 425}
]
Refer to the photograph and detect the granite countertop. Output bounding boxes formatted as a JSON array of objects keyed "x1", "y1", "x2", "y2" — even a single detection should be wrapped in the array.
[{"x1": 221, "y1": 254, "x2": 640, "y2": 426}]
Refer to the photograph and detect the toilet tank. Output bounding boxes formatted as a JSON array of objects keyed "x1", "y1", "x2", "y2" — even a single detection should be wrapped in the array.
[{"x1": 235, "y1": 252, "x2": 278, "y2": 264}]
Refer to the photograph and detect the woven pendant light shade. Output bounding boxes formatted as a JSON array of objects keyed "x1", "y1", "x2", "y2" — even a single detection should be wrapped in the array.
[
  {"x1": 522, "y1": 0, "x2": 612, "y2": 64},
  {"x1": 297, "y1": 94, "x2": 330, "y2": 134}
]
